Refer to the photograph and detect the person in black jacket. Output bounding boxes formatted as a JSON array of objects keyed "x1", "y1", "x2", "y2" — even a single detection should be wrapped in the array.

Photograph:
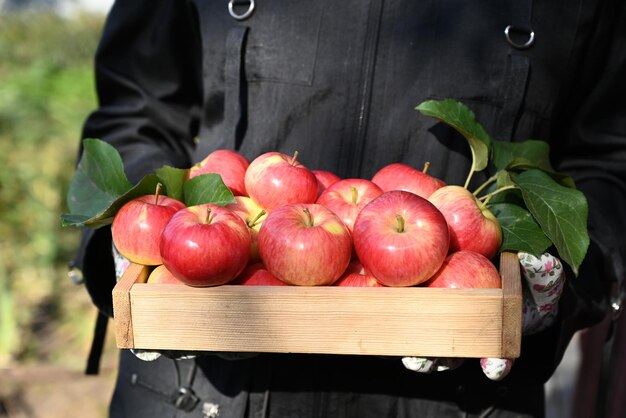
[{"x1": 73, "y1": 0, "x2": 626, "y2": 417}]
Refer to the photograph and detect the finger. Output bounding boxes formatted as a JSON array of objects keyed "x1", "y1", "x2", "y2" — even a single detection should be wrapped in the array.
[{"x1": 480, "y1": 358, "x2": 514, "y2": 381}]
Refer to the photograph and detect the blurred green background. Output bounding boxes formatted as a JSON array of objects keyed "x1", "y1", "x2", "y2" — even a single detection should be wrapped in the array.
[{"x1": 0, "y1": 10, "x2": 117, "y2": 415}]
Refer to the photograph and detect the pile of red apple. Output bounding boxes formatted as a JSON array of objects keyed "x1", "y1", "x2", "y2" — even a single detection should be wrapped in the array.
[{"x1": 112, "y1": 149, "x2": 502, "y2": 290}]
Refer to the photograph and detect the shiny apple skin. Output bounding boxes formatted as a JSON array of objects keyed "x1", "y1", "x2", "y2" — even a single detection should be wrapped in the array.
[
  {"x1": 371, "y1": 163, "x2": 446, "y2": 198},
  {"x1": 352, "y1": 190, "x2": 450, "y2": 287},
  {"x1": 244, "y1": 152, "x2": 319, "y2": 211},
  {"x1": 231, "y1": 263, "x2": 288, "y2": 286},
  {"x1": 425, "y1": 250, "x2": 501, "y2": 288},
  {"x1": 316, "y1": 178, "x2": 383, "y2": 232},
  {"x1": 428, "y1": 185, "x2": 502, "y2": 259},
  {"x1": 258, "y1": 203, "x2": 352, "y2": 286},
  {"x1": 189, "y1": 149, "x2": 250, "y2": 196},
  {"x1": 160, "y1": 204, "x2": 252, "y2": 287},
  {"x1": 111, "y1": 194, "x2": 185, "y2": 266}
]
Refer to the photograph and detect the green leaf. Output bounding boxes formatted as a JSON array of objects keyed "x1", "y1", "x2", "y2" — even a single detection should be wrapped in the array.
[
  {"x1": 512, "y1": 169, "x2": 589, "y2": 275},
  {"x1": 156, "y1": 166, "x2": 188, "y2": 202},
  {"x1": 416, "y1": 99, "x2": 491, "y2": 173},
  {"x1": 491, "y1": 139, "x2": 575, "y2": 188},
  {"x1": 66, "y1": 138, "x2": 132, "y2": 216},
  {"x1": 490, "y1": 203, "x2": 552, "y2": 256},
  {"x1": 62, "y1": 174, "x2": 161, "y2": 227},
  {"x1": 491, "y1": 139, "x2": 552, "y2": 172},
  {"x1": 183, "y1": 173, "x2": 236, "y2": 207}
]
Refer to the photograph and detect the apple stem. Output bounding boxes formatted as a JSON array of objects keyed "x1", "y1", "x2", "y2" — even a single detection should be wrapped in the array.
[
  {"x1": 248, "y1": 210, "x2": 267, "y2": 228},
  {"x1": 463, "y1": 168, "x2": 475, "y2": 190},
  {"x1": 422, "y1": 161, "x2": 431, "y2": 174},
  {"x1": 303, "y1": 207, "x2": 314, "y2": 227},
  {"x1": 351, "y1": 186, "x2": 358, "y2": 204},
  {"x1": 205, "y1": 207, "x2": 213, "y2": 224},
  {"x1": 154, "y1": 182, "x2": 163, "y2": 205},
  {"x1": 396, "y1": 215, "x2": 405, "y2": 233},
  {"x1": 477, "y1": 185, "x2": 518, "y2": 209},
  {"x1": 290, "y1": 151, "x2": 299, "y2": 166}
]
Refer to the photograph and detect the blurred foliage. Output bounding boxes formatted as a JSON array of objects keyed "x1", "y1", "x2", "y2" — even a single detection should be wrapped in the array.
[{"x1": 0, "y1": 11, "x2": 107, "y2": 367}]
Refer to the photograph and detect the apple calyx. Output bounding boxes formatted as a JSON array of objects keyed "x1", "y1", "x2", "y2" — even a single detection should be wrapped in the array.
[{"x1": 396, "y1": 214, "x2": 405, "y2": 233}]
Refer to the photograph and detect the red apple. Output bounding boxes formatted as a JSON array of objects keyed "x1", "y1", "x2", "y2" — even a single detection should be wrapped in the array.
[
  {"x1": 352, "y1": 190, "x2": 449, "y2": 287},
  {"x1": 160, "y1": 204, "x2": 252, "y2": 286},
  {"x1": 225, "y1": 196, "x2": 267, "y2": 263},
  {"x1": 334, "y1": 260, "x2": 384, "y2": 287},
  {"x1": 316, "y1": 178, "x2": 383, "y2": 232},
  {"x1": 231, "y1": 263, "x2": 288, "y2": 286},
  {"x1": 424, "y1": 250, "x2": 501, "y2": 288},
  {"x1": 313, "y1": 169, "x2": 341, "y2": 197},
  {"x1": 258, "y1": 203, "x2": 352, "y2": 286},
  {"x1": 371, "y1": 162, "x2": 446, "y2": 198},
  {"x1": 244, "y1": 151, "x2": 319, "y2": 211},
  {"x1": 111, "y1": 184, "x2": 185, "y2": 266},
  {"x1": 189, "y1": 149, "x2": 249, "y2": 196},
  {"x1": 147, "y1": 264, "x2": 185, "y2": 285},
  {"x1": 428, "y1": 185, "x2": 502, "y2": 259}
]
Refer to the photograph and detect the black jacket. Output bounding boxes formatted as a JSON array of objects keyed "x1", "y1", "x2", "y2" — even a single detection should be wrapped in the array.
[{"x1": 76, "y1": 0, "x2": 626, "y2": 416}]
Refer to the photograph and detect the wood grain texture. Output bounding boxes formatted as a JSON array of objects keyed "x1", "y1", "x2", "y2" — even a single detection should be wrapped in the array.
[
  {"x1": 112, "y1": 263, "x2": 147, "y2": 349},
  {"x1": 500, "y1": 252, "x2": 522, "y2": 358},
  {"x1": 112, "y1": 253, "x2": 522, "y2": 358}
]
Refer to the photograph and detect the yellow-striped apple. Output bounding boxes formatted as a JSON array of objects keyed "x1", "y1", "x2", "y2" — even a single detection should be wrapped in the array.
[
  {"x1": 258, "y1": 203, "x2": 352, "y2": 286},
  {"x1": 160, "y1": 204, "x2": 251, "y2": 286},
  {"x1": 244, "y1": 151, "x2": 318, "y2": 211},
  {"x1": 147, "y1": 265, "x2": 185, "y2": 285},
  {"x1": 111, "y1": 185, "x2": 185, "y2": 266},
  {"x1": 371, "y1": 162, "x2": 446, "y2": 198},
  {"x1": 189, "y1": 149, "x2": 249, "y2": 196},
  {"x1": 428, "y1": 185, "x2": 502, "y2": 259},
  {"x1": 425, "y1": 250, "x2": 501, "y2": 288},
  {"x1": 352, "y1": 190, "x2": 449, "y2": 286},
  {"x1": 316, "y1": 178, "x2": 383, "y2": 232},
  {"x1": 225, "y1": 196, "x2": 267, "y2": 264}
]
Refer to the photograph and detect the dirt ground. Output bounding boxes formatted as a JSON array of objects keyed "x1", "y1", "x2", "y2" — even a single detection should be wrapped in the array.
[{"x1": 0, "y1": 338, "x2": 119, "y2": 418}]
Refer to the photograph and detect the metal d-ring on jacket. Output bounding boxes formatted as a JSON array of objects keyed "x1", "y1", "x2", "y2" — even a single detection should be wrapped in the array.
[{"x1": 73, "y1": 0, "x2": 626, "y2": 416}]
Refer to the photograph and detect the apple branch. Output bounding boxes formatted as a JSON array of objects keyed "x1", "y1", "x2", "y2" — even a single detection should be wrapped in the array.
[
  {"x1": 477, "y1": 185, "x2": 518, "y2": 209},
  {"x1": 472, "y1": 174, "x2": 498, "y2": 197}
]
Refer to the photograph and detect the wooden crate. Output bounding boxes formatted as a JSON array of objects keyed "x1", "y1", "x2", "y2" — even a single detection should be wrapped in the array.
[{"x1": 112, "y1": 252, "x2": 522, "y2": 358}]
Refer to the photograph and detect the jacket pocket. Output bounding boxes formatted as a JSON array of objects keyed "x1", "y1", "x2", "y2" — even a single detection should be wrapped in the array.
[{"x1": 242, "y1": 0, "x2": 324, "y2": 85}]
